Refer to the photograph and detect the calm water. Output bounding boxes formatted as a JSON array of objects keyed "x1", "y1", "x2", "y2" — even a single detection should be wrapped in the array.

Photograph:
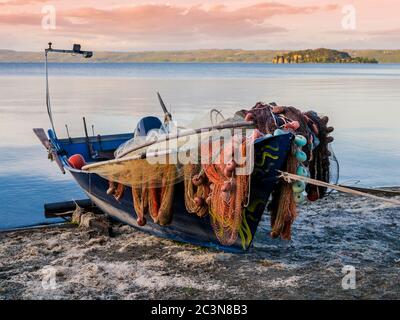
[{"x1": 0, "y1": 63, "x2": 399, "y2": 229}]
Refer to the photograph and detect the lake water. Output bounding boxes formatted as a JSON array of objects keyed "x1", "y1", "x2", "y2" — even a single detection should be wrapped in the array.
[{"x1": 1, "y1": 63, "x2": 399, "y2": 229}]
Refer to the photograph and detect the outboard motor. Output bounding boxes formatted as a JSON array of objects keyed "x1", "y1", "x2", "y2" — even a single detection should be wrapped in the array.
[{"x1": 134, "y1": 116, "x2": 163, "y2": 137}]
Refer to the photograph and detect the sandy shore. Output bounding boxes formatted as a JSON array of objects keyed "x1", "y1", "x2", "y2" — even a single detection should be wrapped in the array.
[{"x1": 1, "y1": 192, "x2": 399, "y2": 300}]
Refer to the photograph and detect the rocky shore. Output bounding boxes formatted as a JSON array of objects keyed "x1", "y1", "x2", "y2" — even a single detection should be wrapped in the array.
[{"x1": 1, "y1": 192, "x2": 399, "y2": 300}]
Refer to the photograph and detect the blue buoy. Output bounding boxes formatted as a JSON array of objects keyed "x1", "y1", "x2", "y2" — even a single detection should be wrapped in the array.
[
  {"x1": 296, "y1": 165, "x2": 308, "y2": 177},
  {"x1": 295, "y1": 150, "x2": 307, "y2": 162},
  {"x1": 294, "y1": 135, "x2": 307, "y2": 147},
  {"x1": 274, "y1": 128, "x2": 286, "y2": 136},
  {"x1": 292, "y1": 180, "x2": 306, "y2": 193}
]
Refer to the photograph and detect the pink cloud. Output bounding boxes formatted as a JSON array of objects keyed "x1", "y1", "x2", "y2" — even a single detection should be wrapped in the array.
[
  {"x1": 0, "y1": 0, "x2": 49, "y2": 5},
  {"x1": 0, "y1": 2, "x2": 337, "y2": 39}
]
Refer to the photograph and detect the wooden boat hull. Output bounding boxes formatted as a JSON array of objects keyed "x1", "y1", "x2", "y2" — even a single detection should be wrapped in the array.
[{"x1": 66, "y1": 134, "x2": 292, "y2": 252}]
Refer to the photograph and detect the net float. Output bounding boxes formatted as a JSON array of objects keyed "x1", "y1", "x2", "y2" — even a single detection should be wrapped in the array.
[
  {"x1": 284, "y1": 121, "x2": 300, "y2": 131},
  {"x1": 295, "y1": 150, "x2": 307, "y2": 162},
  {"x1": 224, "y1": 167, "x2": 233, "y2": 178},
  {"x1": 68, "y1": 154, "x2": 86, "y2": 170},
  {"x1": 244, "y1": 113, "x2": 254, "y2": 122},
  {"x1": 251, "y1": 129, "x2": 263, "y2": 140},
  {"x1": 137, "y1": 217, "x2": 147, "y2": 226},
  {"x1": 226, "y1": 160, "x2": 236, "y2": 171},
  {"x1": 294, "y1": 192, "x2": 305, "y2": 204},
  {"x1": 292, "y1": 180, "x2": 306, "y2": 193},
  {"x1": 194, "y1": 197, "x2": 204, "y2": 207},
  {"x1": 326, "y1": 126, "x2": 334, "y2": 133},
  {"x1": 296, "y1": 165, "x2": 308, "y2": 177},
  {"x1": 307, "y1": 191, "x2": 319, "y2": 202},
  {"x1": 294, "y1": 135, "x2": 307, "y2": 147},
  {"x1": 327, "y1": 136, "x2": 334, "y2": 143},
  {"x1": 274, "y1": 128, "x2": 286, "y2": 136},
  {"x1": 192, "y1": 174, "x2": 204, "y2": 186}
]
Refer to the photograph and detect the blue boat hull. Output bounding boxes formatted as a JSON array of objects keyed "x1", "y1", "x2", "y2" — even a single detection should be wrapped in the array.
[{"x1": 66, "y1": 134, "x2": 292, "y2": 252}]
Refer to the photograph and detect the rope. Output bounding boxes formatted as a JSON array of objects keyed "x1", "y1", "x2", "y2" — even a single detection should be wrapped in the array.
[{"x1": 278, "y1": 171, "x2": 400, "y2": 206}]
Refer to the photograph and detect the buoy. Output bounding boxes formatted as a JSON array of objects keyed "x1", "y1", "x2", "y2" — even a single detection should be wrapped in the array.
[
  {"x1": 295, "y1": 150, "x2": 307, "y2": 162},
  {"x1": 245, "y1": 113, "x2": 254, "y2": 122},
  {"x1": 292, "y1": 181, "x2": 306, "y2": 193},
  {"x1": 194, "y1": 197, "x2": 204, "y2": 207},
  {"x1": 296, "y1": 165, "x2": 308, "y2": 177},
  {"x1": 137, "y1": 216, "x2": 147, "y2": 226},
  {"x1": 192, "y1": 174, "x2": 204, "y2": 186},
  {"x1": 274, "y1": 128, "x2": 286, "y2": 136},
  {"x1": 251, "y1": 129, "x2": 263, "y2": 140},
  {"x1": 307, "y1": 192, "x2": 319, "y2": 202},
  {"x1": 284, "y1": 121, "x2": 300, "y2": 131},
  {"x1": 224, "y1": 167, "x2": 233, "y2": 178},
  {"x1": 68, "y1": 154, "x2": 86, "y2": 170},
  {"x1": 294, "y1": 193, "x2": 305, "y2": 203},
  {"x1": 226, "y1": 160, "x2": 236, "y2": 172},
  {"x1": 294, "y1": 135, "x2": 307, "y2": 147}
]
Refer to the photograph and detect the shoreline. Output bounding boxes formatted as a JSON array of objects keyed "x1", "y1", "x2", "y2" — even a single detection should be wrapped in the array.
[
  {"x1": 1, "y1": 49, "x2": 400, "y2": 63},
  {"x1": 1, "y1": 191, "x2": 399, "y2": 300}
]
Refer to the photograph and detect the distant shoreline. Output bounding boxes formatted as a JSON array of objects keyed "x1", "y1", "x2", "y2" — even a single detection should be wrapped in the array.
[{"x1": 1, "y1": 49, "x2": 400, "y2": 63}]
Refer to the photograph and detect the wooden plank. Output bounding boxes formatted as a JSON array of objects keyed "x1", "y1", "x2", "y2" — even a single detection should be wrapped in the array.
[
  {"x1": 339, "y1": 185, "x2": 400, "y2": 197},
  {"x1": 44, "y1": 199, "x2": 96, "y2": 218}
]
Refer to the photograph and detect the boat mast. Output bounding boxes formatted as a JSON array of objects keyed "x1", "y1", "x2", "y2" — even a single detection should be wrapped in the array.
[{"x1": 44, "y1": 42, "x2": 93, "y2": 138}]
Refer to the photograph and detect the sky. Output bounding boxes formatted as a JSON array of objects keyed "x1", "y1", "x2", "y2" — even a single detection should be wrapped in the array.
[{"x1": 0, "y1": 0, "x2": 399, "y2": 51}]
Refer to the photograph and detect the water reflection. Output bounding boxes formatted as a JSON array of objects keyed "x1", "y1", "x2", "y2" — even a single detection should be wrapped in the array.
[{"x1": 0, "y1": 63, "x2": 399, "y2": 229}]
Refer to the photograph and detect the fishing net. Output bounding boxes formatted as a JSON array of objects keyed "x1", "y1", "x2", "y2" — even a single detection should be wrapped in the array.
[
  {"x1": 86, "y1": 110, "x2": 255, "y2": 189},
  {"x1": 83, "y1": 102, "x2": 336, "y2": 246}
]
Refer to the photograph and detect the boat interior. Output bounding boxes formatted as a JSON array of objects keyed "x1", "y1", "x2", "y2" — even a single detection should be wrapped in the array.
[{"x1": 55, "y1": 116, "x2": 164, "y2": 167}]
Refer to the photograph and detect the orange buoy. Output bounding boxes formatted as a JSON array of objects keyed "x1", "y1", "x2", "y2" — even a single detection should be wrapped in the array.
[{"x1": 68, "y1": 154, "x2": 86, "y2": 170}]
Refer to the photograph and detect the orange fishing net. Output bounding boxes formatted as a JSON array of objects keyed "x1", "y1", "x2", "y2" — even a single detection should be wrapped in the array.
[
  {"x1": 183, "y1": 164, "x2": 210, "y2": 217},
  {"x1": 132, "y1": 164, "x2": 176, "y2": 226},
  {"x1": 201, "y1": 137, "x2": 250, "y2": 246}
]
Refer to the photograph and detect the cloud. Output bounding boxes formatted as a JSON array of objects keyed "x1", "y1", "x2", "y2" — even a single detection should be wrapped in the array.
[
  {"x1": 0, "y1": 2, "x2": 338, "y2": 38},
  {"x1": 0, "y1": 0, "x2": 49, "y2": 5}
]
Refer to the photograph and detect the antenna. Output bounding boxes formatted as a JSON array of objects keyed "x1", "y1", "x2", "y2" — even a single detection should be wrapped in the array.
[
  {"x1": 46, "y1": 42, "x2": 93, "y2": 58},
  {"x1": 157, "y1": 92, "x2": 172, "y2": 123},
  {"x1": 44, "y1": 42, "x2": 94, "y2": 138}
]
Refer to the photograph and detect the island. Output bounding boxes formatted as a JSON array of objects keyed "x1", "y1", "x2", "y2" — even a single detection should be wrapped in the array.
[
  {"x1": 0, "y1": 48, "x2": 396, "y2": 63},
  {"x1": 272, "y1": 48, "x2": 378, "y2": 64}
]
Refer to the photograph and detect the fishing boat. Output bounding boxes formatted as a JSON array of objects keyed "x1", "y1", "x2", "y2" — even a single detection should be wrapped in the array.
[{"x1": 34, "y1": 44, "x2": 337, "y2": 252}]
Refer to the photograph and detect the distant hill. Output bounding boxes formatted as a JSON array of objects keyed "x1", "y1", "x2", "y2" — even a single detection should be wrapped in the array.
[
  {"x1": 272, "y1": 48, "x2": 378, "y2": 64},
  {"x1": 0, "y1": 48, "x2": 399, "y2": 63}
]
